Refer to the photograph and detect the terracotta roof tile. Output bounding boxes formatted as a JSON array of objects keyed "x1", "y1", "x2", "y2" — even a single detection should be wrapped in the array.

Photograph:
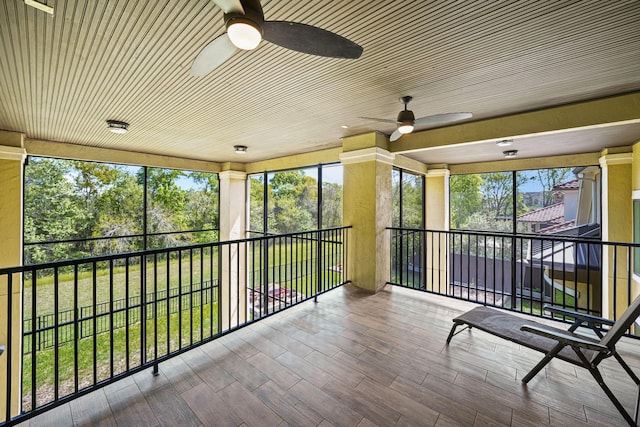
[
  {"x1": 517, "y1": 202, "x2": 564, "y2": 223},
  {"x1": 554, "y1": 179, "x2": 579, "y2": 190}
]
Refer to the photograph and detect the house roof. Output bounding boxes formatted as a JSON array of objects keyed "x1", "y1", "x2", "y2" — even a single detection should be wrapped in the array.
[
  {"x1": 517, "y1": 203, "x2": 564, "y2": 224},
  {"x1": 1, "y1": 2, "x2": 639, "y2": 165},
  {"x1": 554, "y1": 179, "x2": 580, "y2": 191},
  {"x1": 538, "y1": 220, "x2": 576, "y2": 234}
]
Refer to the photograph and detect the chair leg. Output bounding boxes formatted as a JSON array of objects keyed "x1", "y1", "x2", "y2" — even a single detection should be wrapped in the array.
[
  {"x1": 446, "y1": 323, "x2": 460, "y2": 344},
  {"x1": 587, "y1": 364, "x2": 637, "y2": 426},
  {"x1": 446, "y1": 322, "x2": 471, "y2": 344},
  {"x1": 574, "y1": 347, "x2": 638, "y2": 426},
  {"x1": 522, "y1": 342, "x2": 565, "y2": 384}
]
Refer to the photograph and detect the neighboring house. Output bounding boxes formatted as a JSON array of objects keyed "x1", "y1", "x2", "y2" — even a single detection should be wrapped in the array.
[
  {"x1": 517, "y1": 178, "x2": 580, "y2": 234},
  {"x1": 518, "y1": 202, "x2": 567, "y2": 233},
  {"x1": 524, "y1": 169, "x2": 602, "y2": 313}
]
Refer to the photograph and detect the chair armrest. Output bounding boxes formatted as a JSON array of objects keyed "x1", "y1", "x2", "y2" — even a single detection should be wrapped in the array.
[
  {"x1": 520, "y1": 325, "x2": 608, "y2": 352},
  {"x1": 543, "y1": 305, "x2": 615, "y2": 327}
]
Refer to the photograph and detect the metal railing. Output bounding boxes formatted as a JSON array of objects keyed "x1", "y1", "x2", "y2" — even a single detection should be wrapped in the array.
[
  {"x1": 388, "y1": 227, "x2": 640, "y2": 336},
  {"x1": 0, "y1": 226, "x2": 350, "y2": 426}
]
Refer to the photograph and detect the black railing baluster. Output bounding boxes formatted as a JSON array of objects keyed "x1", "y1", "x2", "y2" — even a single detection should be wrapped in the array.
[
  {"x1": 125, "y1": 259, "x2": 130, "y2": 371},
  {"x1": 92, "y1": 262, "x2": 97, "y2": 385},
  {"x1": 200, "y1": 247, "x2": 204, "y2": 340},
  {"x1": 178, "y1": 249, "x2": 182, "y2": 349},
  {"x1": 6, "y1": 273, "x2": 13, "y2": 422},
  {"x1": 73, "y1": 265, "x2": 79, "y2": 395},
  {"x1": 189, "y1": 249, "x2": 193, "y2": 346},
  {"x1": 141, "y1": 255, "x2": 147, "y2": 366},
  {"x1": 153, "y1": 253, "x2": 158, "y2": 375},
  {"x1": 109, "y1": 260, "x2": 114, "y2": 379},
  {"x1": 30, "y1": 272, "x2": 37, "y2": 411},
  {"x1": 53, "y1": 267, "x2": 59, "y2": 401},
  {"x1": 236, "y1": 242, "x2": 240, "y2": 326}
]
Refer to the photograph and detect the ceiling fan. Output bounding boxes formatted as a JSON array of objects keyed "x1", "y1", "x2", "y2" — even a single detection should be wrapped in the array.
[
  {"x1": 191, "y1": 0, "x2": 363, "y2": 76},
  {"x1": 360, "y1": 96, "x2": 473, "y2": 142}
]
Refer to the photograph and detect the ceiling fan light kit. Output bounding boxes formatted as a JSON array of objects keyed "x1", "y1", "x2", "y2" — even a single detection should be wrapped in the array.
[
  {"x1": 227, "y1": 19, "x2": 262, "y2": 49},
  {"x1": 225, "y1": 7, "x2": 264, "y2": 50}
]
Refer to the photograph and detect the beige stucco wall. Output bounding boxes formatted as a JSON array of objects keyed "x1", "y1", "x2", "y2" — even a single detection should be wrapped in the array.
[
  {"x1": 423, "y1": 169, "x2": 449, "y2": 292},
  {"x1": 600, "y1": 151, "x2": 633, "y2": 319},
  {"x1": 219, "y1": 169, "x2": 248, "y2": 329},
  {"x1": 341, "y1": 133, "x2": 393, "y2": 292},
  {"x1": 0, "y1": 143, "x2": 25, "y2": 420}
]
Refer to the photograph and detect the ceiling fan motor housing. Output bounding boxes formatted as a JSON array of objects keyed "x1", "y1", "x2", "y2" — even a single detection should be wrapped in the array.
[
  {"x1": 397, "y1": 109, "x2": 415, "y2": 125},
  {"x1": 225, "y1": 8, "x2": 265, "y2": 33}
]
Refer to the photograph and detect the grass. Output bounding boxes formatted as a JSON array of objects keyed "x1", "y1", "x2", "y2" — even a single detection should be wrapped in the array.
[
  {"x1": 22, "y1": 302, "x2": 219, "y2": 410},
  {"x1": 20, "y1": 239, "x2": 346, "y2": 411}
]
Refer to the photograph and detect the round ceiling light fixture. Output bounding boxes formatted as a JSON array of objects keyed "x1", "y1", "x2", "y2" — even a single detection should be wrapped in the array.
[
  {"x1": 496, "y1": 139, "x2": 513, "y2": 147},
  {"x1": 106, "y1": 120, "x2": 129, "y2": 134},
  {"x1": 226, "y1": 17, "x2": 262, "y2": 50},
  {"x1": 234, "y1": 145, "x2": 248, "y2": 154},
  {"x1": 503, "y1": 150, "x2": 518, "y2": 158}
]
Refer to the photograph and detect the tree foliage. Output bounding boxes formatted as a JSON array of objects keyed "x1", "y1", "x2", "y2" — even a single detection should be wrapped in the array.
[
  {"x1": 24, "y1": 158, "x2": 219, "y2": 263},
  {"x1": 534, "y1": 168, "x2": 572, "y2": 206},
  {"x1": 248, "y1": 168, "x2": 343, "y2": 234},
  {"x1": 450, "y1": 174, "x2": 482, "y2": 228}
]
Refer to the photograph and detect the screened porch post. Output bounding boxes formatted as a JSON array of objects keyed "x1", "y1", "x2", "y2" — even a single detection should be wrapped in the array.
[
  {"x1": 341, "y1": 132, "x2": 393, "y2": 293},
  {"x1": 0, "y1": 130, "x2": 26, "y2": 422},
  {"x1": 219, "y1": 166, "x2": 247, "y2": 329}
]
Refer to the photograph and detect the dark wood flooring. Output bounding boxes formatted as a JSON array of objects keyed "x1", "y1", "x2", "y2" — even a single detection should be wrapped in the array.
[{"x1": 18, "y1": 285, "x2": 640, "y2": 426}]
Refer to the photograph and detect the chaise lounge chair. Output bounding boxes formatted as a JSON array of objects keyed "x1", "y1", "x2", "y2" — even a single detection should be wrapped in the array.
[{"x1": 446, "y1": 296, "x2": 640, "y2": 426}]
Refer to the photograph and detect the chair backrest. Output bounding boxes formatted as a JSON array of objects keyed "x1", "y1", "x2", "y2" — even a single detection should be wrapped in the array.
[{"x1": 599, "y1": 294, "x2": 640, "y2": 350}]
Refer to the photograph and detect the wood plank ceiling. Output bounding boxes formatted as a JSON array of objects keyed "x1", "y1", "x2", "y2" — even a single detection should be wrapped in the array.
[{"x1": 1, "y1": 0, "x2": 639, "y2": 164}]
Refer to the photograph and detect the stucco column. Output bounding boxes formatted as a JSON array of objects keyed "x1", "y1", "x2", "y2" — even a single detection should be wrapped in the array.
[
  {"x1": 600, "y1": 151, "x2": 632, "y2": 319},
  {"x1": 0, "y1": 131, "x2": 26, "y2": 422},
  {"x1": 341, "y1": 132, "x2": 393, "y2": 292},
  {"x1": 218, "y1": 167, "x2": 247, "y2": 329},
  {"x1": 424, "y1": 169, "x2": 450, "y2": 292}
]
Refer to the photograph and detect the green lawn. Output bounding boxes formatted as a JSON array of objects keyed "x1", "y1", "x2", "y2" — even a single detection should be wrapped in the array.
[{"x1": 20, "y1": 239, "x2": 345, "y2": 410}]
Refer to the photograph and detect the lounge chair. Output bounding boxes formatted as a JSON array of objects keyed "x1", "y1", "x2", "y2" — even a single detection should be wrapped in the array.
[{"x1": 446, "y1": 297, "x2": 640, "y2": 426}]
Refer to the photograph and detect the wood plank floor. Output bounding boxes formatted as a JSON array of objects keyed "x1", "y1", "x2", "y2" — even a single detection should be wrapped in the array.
[{"x1": 18, "y1": 285, "x2": 640, "y2": 426}]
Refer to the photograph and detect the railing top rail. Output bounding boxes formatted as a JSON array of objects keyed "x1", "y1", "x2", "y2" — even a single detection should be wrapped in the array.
[
  {"x1": 386, "y1": 226, "x2": 640, "y2": 247},
  {"x1": 1, "y1": 226, "x2": 352, "y2": 275}
]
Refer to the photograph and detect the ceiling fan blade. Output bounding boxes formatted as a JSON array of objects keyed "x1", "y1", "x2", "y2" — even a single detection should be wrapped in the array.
[
  {"x1": 211, "y1": 0, "x2": 244, "y2": 14},
  {"x1": 359, "y1": 116, "x2": 398, "y2": 124},
  {"x1": 191, "y1": 33, "x2": 238, "y2": 77},
  {"x1": 390, "y1": 129, "x2": 403, "y2": 142},
  {"x1": 414, "y1": 112, "x2": 473, "y2": 127},
  {"x1": 263, "y1": 21, "x2": 363, "y2": 59}
]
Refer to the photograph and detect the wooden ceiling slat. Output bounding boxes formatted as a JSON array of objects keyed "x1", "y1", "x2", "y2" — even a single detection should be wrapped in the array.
[{"x1": 1, "y1": 0, "x2": 639, "y2": 162}]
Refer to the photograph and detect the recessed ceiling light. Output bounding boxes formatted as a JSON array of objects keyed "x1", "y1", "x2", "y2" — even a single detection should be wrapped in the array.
[
  {"x1": 496, "y1": 139, "x2": 513, "y2": 147},
  {"x1": 503, "y1": 150, "x2": 518, "y2": 158},
  {"x1": 106, "y1": 120, "x2": 129, "y2": 134},
  {"x1": 234, "y1": 145, "x2": 248, "y2": 154}
]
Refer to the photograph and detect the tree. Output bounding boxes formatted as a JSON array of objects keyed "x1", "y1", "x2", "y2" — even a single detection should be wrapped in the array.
[
  {"x1": 322, "y1": 181, "x2": 342, "y2": 227},
  {"x1": 249, "y1": 175, "x2": 266, "y2": 232},
  {"x1": 268, "y1": 170, "x2": 317, "y2": 233},
  {"x1": 535, "y1": 168, "x2": 573, "y2": 206},
  {"x1": 450, "y1": 174, "x2": 482, "y2": 228},
  {"x1": 94, "y1": 168, "x2": 144, "y2": 253},
  {"x1": 24, "y1": 158, "x2": 89, "y2": 263}
]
